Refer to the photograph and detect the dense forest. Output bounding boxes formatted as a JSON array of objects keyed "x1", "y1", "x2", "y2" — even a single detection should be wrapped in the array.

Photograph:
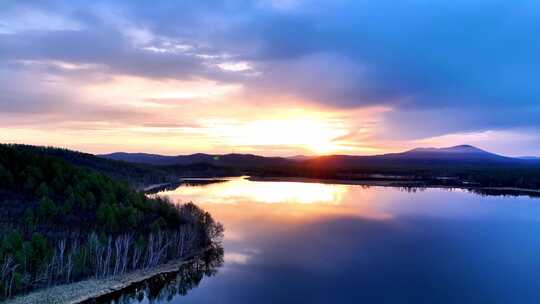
[
  {"x1": 251, "y1": 162, "x2": 540, "y2": 189},
  {"x1": 12, "y1": 145, "x2": 238, "y2": 189},
  {"x1": 0, "y1": 144, "x2": 223, "y2": 299}
]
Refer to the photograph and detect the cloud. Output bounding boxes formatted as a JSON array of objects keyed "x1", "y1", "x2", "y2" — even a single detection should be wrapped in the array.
[{"x1": 1, "y1": 0, "x2": 540, "y2": 154}]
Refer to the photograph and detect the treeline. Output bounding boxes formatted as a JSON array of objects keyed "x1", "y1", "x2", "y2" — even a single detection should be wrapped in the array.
[
  {"x1": 0, "y1": 144, "x2": 223, "y2": 299},
  {"x1": 251, "y1": 162, "x2": 540, "y2": 189},
  {"x1": 7, "y1": 144, "x2": 179, "y2": 188},
  {"x1": 11, "y1": 144, "x2": 239, "y2": 189}
]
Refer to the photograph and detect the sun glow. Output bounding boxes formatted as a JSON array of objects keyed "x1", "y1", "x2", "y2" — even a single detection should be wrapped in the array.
[{"x1": 204, "y1": 117, "x2": 349, "y2": 155}]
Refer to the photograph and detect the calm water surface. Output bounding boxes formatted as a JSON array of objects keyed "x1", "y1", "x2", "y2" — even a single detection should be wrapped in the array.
[{"x1": 111, "y1": 177, "x2": 540, "y2": 303}]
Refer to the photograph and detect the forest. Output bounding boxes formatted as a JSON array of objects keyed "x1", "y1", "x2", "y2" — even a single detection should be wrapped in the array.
[
  {"x1": 16, "y1": 144, "x2": 540, "y2": 190},
  {"x1": 12, "y1": 145, "x2": 237, "y2": 189},
  {"x1": 0, "y1": 144, "x2": 223, "y2": 299},
  {"x1": 250, "y1": 162, "x2": 540, "y2": 189}
]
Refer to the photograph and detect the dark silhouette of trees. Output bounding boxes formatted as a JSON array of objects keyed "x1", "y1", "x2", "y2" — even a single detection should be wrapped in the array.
[{"x1": 0, "y1": 144, "x2": 223, "y2": 299}]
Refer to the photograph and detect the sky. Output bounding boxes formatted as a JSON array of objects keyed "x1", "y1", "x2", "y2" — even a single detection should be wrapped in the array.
[{"x1": 1, "y1": 0, "x2": 539, "y2": 156}]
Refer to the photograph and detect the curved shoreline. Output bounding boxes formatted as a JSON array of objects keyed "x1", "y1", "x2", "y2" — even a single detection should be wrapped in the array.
[
  {"x1": 247, "y1": 176, "x2": 540, "y2": 195},
  {"x1": 142, "y1": 176, "x2": 540, "y2": 197},
  {"x1": 5, "y1": 250, "x2": 206, "y2": 304}
]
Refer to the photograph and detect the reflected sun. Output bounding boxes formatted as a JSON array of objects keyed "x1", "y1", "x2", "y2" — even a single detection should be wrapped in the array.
[
  {"x1": 220, "y1": 179, "x2": 348, "y2": 204},
  {"x1": 175, "y1": 178, "x2": 347, "y2": 205}
]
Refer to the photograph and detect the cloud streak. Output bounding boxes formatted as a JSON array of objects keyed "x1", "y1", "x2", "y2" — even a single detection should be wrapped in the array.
[{"x1": 1, "y1": 0, "x2": 539, "y2": 155}]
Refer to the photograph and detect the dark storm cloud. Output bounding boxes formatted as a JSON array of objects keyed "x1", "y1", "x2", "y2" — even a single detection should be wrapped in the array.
[
  {"x1": 116, "y1": 0, "x2": 540, "y2": 109},
  {"x1": 0, "y1": 28, "x2": 240, "y2": 82},
  {"x1": 1, "y1": 0, "x2": 540, "y2": 138}
]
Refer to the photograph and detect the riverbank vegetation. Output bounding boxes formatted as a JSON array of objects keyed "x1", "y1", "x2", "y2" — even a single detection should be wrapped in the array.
[{"x1": 0, "y1": 144, "x2": 223, "y2": 299}]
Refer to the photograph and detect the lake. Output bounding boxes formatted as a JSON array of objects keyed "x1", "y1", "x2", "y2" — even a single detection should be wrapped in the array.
[{"x1": 102, "y1": 177, "x2": 540, "y2": 303}]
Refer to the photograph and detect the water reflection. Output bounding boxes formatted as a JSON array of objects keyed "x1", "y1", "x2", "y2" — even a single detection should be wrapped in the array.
[
  {"x1": 168, "y1": 177, "x2": 349, "y2": 204},
  {"x1": 88, "y1": 247, "x2": 224, "y2": 304},
  {"x1": 129, "y1": 177, "x2": 540, "y2": 303}
]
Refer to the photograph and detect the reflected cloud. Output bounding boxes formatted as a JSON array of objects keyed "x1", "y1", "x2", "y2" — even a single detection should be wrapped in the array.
[
  {"x1": 165, "y1": 177, "x2": 348, "y2": 205},
  {"x1": 224, "y1": 252, "x2": 251, "y2": 264},
  {"x1": 159, "y1": 178, "x2": 393, "y2": 246},
  {"x1": 147, "y1": 179, "x2": 540, "y2": 303}
]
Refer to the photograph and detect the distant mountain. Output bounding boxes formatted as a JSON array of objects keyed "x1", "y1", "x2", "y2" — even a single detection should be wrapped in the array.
[
  {"x1": 100, "y1": 145, "x2": 536, "y2": 172},
  {"x1": 379, "y1": 145, "x2": 513, "y2": 162},
  {"x1": 100, "y1": 152, "x2": 294, "y2": 168},
  {"x1": 12, "y1": 143, "x2": 540, "y2": 191},
  {"x1": 288, "y1": 155, "x2": 313, "y2": 161},
  {"x1": 100, "y1": 152, "x2": 182, "y2": 166},
  {"x1": 301, "y1": 145, "x2": 530, "y2": 170}
]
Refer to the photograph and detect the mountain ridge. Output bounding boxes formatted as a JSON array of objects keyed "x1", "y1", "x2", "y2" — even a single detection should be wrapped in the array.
[
  {"x1": 99, "y1": 145, "x2": 524, "y2": 166},
  {"x1": 99, "y1": 152, "x2": 293, "y2": 167}
]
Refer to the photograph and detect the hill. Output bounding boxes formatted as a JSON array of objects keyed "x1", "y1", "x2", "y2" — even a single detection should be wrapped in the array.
[
  {"x1": 10, "y1": 145, "x2": 236, "y2": 188},
  {"x1": 15, "y1": 144, "x2": 540, "y2": 190},
  {"x1": 0, "y1": 144, "x2": 223, "y2": 299},
  {"x1": 378, "y1": 145, "x2": 514, "y2": 162},
  {"x1": 305, "y1": 145, "x2": 523, "y2": 169},
  {"x1": 100, "y1": 152, "x2": 294, "y2": 168},
  {"x1": 101, "y1": 145, "x2": 531, "y2": 170},
  {"x1": 248, "y1": 145, "x2": 540, "y2": 189}
]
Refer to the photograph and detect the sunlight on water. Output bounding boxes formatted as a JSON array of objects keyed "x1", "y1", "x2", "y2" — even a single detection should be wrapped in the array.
[
  {"x1": 159, "y1": 177, "x2": 393, "y2": 224},
  {"x1": 174, "y1": 177, "x2": 348, "y2": 204},
  {"x1": 122, "y1": 178, "x2": 540, "y2": 304}
]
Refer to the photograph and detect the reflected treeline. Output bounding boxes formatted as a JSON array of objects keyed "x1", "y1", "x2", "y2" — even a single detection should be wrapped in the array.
[
  {"x1": 85, "y1": 246, "x2": 224, "y2": 304},
  {"x1": 394, "y1": 186, "x2": 428, "y2": 193},
  {"x1": 180, "y1": 179, "x2": 228, "y2": 187},
  {"x1": 467, "y1": 188, "x2": 540, "y2": 198},
  {"x1": 145, "y1": 182, "x2": 182, "y2": 194},
  {"x1": 146, "y1": 179, "x2": 228, "y2": 194},
  {"x1": 392, "y1": 185, "x2": 540, "y2": 198}
]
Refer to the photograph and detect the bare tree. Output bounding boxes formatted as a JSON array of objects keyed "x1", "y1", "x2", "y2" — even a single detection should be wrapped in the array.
[
  {"x1": 120, "y1": 234, "x2": 132, "y2": 274},
  {"x1": 103, "y1": 237, "x2": 112, "y2": 277},
  {"x1": 1, "y1": 255, "x2": 18, "y2": 298},
  {"x1": 56, "y1": 239, "x2": 66, "y2": 280}
]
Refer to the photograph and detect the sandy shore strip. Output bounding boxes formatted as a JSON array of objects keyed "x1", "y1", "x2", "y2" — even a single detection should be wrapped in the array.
[
  {"x1": 248, "y1": 176, "x2": 540, "y2": 195},
  {"x1": 5, "y1": 253, "x2": 203, "y2": 304}
]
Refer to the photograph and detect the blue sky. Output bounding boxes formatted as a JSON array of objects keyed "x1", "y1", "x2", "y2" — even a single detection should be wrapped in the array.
[{"x1": 1, "y1": 0, "x2": 539, "y2": 156}]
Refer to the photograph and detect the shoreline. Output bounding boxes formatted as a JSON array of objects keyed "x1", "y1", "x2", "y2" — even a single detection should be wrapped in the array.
[
  {"x1": 140, "y1": 182, "x2": 173, "y2": 192},
  {"x1": 141, "y1": 176, "x2": 540, "y2": 196},
  {"x1": 5, "y1": 250, "x2": 206, "y2": 304},
  {"x1": 247, "y1": 176, "x2": 540, "y2": 195},
  {"x1": 141, "y1": 178, "x2": 231, "y2": 193}
]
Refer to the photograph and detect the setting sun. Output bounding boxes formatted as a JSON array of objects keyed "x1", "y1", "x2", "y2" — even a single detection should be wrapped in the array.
[
  {"x1": 2, "y1": 1, "x2": 540, "y2": 303},
  {"x1": 205, "y1": 117, "x2": 350, "y2": 155}
]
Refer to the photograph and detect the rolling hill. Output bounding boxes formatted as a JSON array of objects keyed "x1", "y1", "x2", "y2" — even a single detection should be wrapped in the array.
[
  {"x1": 100, "y1": 152, "x2": 294, "y2": 168},
  {"x1": 379, "y1": 145, "x2": 513, "y2": 161},
  {"x1": 7, "y1": 145, "x2": 236, "y2": 188},
  {"x1": 101, "y1": 145, "x2": 528, "y2": 168},
  {"x1": 98, "y1": 145, "x2": 540, "y2": 189}
]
